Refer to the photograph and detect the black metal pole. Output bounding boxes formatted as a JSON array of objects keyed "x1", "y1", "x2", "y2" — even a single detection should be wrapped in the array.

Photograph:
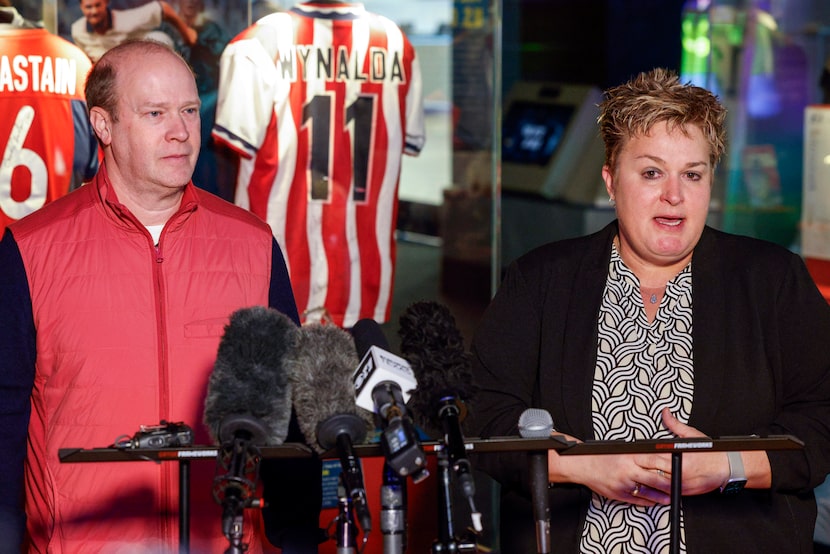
[
  {"x1": 180, "y1": 459, "x2": 190, "y2": 553},
  {"x1": 669, "y1": 452, "x2": 682, "y2": 554},
  {"x1": 432, "y1": 450, "x2": 455, "y2": 553}
]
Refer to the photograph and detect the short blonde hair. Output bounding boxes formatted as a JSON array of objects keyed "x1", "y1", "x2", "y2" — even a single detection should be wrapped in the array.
[{"x1": 598, "y1": 68, "x2": 727, "y2": 172}]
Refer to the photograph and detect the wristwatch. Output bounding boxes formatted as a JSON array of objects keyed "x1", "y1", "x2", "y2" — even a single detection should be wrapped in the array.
[{"x1": 719, "y1": 451, "x2": 747, "y2": 494}]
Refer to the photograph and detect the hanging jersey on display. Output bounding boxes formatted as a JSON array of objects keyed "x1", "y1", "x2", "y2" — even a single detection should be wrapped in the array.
[
  {"x1": 0, "y1": 23, "x2": 98, "y2": 235},
  {"x1": 213, "y1": 1, "x2": 425, "y2": 328}
]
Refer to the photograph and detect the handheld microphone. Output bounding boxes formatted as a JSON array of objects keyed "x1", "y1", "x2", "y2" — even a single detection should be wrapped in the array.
[
  {"x1": 351, "y1": 318, "x2": 428, "y2": 482},
  {"x1": 398, "y1": 300, "x2": 482, "y2": 533},
  {"x1": 289, "y1": 323, "x2": 374, "y2": 536},
  {"x1": 203, "y1": 306, "x2": 297, "y2": 546},
  {"x1": 519, "y1": 408, "x2": 553, "y2": 554},
  {"x1": 518, "y1": 408, "x2": 554, "y2": 439}
]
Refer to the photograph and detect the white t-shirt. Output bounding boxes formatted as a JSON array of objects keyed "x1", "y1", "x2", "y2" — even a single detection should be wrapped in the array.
[{"x1": 146, "y1": 224, "x2": 163, "y2": 246}]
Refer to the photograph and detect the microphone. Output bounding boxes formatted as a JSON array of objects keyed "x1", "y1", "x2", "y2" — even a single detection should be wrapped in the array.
[
  {"x1": 351, "y1": 318, "x2": 428, "y2": 481},
  {"x1": 289, "y1": 323, "x2": 374, "y2": 536},
  {"x1": 204, "y1": 306, "x2": 296, "y2": 445},
  {"x1": 518, "y1": 408, "x2": 553, "y2": 554},
  {"x1": 398, "y1": 300, "x2": 482, "y2": 533},
  {"x1": 203, "y1": 306, "x2": 297, "y2": 546},
  {"x1": 351, "y1": 319, "x2": 427, "y2": 554},
  {"x1": 518, "y1": 408, "x2": 554, "y2": 439}
]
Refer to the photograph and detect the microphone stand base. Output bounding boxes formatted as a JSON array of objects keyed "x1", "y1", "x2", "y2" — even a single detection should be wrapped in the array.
[{"x1": 430, "y1": 538, "x2": 477, "y2": 553}]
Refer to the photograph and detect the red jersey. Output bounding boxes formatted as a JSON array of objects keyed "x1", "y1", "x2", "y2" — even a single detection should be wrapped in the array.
[
  {"x1": 0, "y1": 24, "x2": 98, "y2": 235},
  {"x1": 213, "y1": 1, "x2": 425, "y2": 328}
]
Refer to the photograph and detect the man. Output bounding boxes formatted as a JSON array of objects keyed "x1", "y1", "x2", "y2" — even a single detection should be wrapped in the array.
[
  {"x1": 0, "y1": 40, "x2": 320, "y2": 553},
  {"x1": 213, "y1": 0, "x2": 426, "y2": 329},
  {"x1": 71, "y1": 0, "x2": 196, "y2": 61},
  {"x1": 0, "y1": 0, "x2": 98, "y2": 235}
]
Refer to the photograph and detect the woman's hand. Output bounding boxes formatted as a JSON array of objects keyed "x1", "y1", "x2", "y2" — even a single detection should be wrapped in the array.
[
  {"x1": 660, "y1": 408, "x2": 730, "y2": 495},
  {"x1": 548, "y1": 407, "x2": 747, "y2": 504},
  {"x1": 548, "y1": 432, "x2": 674, "y2": 507}
]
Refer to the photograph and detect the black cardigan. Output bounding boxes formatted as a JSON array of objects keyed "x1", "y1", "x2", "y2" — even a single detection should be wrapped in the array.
[{"x1": 469, "y1": 222, "x2": 830, "y2": 553}]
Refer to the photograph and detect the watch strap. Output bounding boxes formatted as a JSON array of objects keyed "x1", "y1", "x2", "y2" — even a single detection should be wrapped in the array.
[{"x1": 720, "y1": 451, "x2": 747, "y2": 494}]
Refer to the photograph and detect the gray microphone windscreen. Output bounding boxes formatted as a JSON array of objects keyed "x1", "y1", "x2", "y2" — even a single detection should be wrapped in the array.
[
  {"x1": 518, "y1": 408, "x2": 554, "y2": 439},
  {"x1": 288, "y1": 322, "x2": 373, "y2": 454}
]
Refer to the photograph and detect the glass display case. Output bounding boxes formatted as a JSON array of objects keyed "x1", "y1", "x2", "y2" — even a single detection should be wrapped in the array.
[
  {"x1": 10, "y1": 3, "x2": 501, "y2": 551},
  {"x1": 18, "y1": 1, "x2": 830, "y2": 549},
  {"x1": 22, "y1": 0, "x2": 501, "y2": 324},
  {"x1": 681, "y1": 0, "x2": 830, "y2": 249}
]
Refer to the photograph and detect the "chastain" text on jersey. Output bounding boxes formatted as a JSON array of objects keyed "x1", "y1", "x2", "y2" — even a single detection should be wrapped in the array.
[
  {"x1": 275, "y1": 45, "x2": 406, "y2": 83},
  {"x1": 0, "y1": 55, "x2": 80, "y2": 95}
]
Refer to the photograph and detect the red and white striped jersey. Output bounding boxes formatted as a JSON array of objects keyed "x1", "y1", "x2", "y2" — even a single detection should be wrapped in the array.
[
  {"x1": 0, "y1": 25, "x2": 98, "y2": 236},
  {"x1": 213, "y1": 1, "x2": 425, "y2": 328}
]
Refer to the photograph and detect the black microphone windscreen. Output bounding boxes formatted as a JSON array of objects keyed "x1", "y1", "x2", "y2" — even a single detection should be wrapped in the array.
[
  {"x1": 289, "y1": 323, "x2": 373, "y2": 454},
  {"x1": 398, "y1": 300, "x2": 477, "y2": 434},
  {"x1": 351, "y1": 318, "x2": 390, "y2": 360},
  {"x1": 203, "y1": 306, "x2": 297, "y2": 446}
]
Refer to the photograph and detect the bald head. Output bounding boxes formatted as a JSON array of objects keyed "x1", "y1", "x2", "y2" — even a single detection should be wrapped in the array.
[{"x1": 85, "y1": 39, "x2": 195, "y2": 122}]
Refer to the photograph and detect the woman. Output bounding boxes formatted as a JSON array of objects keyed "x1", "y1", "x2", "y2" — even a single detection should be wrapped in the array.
[{"x1": 470, "y1": 68, "x2": 830, "y2": 553}]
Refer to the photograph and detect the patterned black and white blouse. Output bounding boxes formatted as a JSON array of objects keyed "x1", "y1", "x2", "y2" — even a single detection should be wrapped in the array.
[{"x1": 580, "y1": 243, "x2": 694, "y2": 554}]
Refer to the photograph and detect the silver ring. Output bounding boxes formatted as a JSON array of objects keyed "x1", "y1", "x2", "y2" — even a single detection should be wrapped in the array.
[
  {"x1": 631, "y1": 483, "x2": 641, "y2": 497},
  {"x1": 657, "y1": 469, "x2": 665, "y2": 478}
]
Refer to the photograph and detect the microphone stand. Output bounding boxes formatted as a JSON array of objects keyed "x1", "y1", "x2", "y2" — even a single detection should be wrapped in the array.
[
  {"x1": 527, "y1": 450, "x2": 551, "y2": 554},
  {"x1": 381, "y1": 462, "x2": 407, "y2": 554},
  {"x1": 336, "y1": 478, "x2": 358, "y2": 554},
  {"x1": 213, "y1": 430, "x2": 264, "y2": 554},
  {"x1": 221, "y1": 493, "x2": 247, "y2": 554},
  {"x1": 670, "y1": 452, "x2": 682, "y2": 554},
  {"x1": 432, "y1": 449, "x2": 476, "y2": 553}
]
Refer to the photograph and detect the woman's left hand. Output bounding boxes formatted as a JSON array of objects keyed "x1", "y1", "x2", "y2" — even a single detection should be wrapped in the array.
[{"x1": 660, "y1": 408, "x2": 730, "y2": 495}]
